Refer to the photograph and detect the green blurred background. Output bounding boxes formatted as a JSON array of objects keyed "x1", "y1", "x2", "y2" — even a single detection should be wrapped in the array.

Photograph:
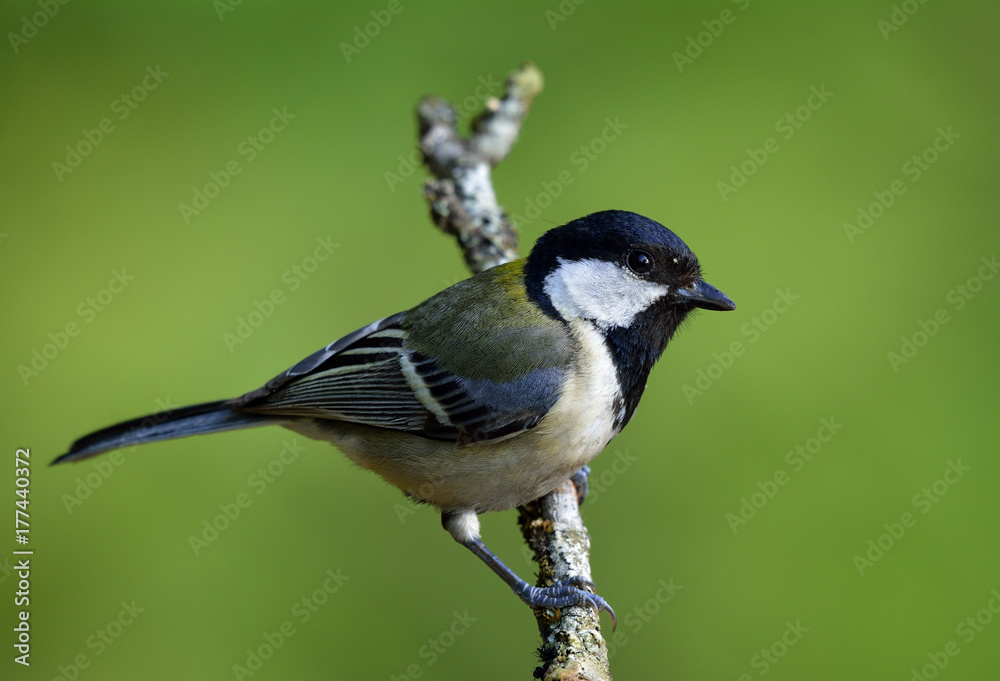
[{"x1": 3, "y1": 2, "x2": 998, "y2": 679}]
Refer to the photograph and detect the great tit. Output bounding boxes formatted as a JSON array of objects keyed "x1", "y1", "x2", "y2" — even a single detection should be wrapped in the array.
[{"x1": 54, "y1": 209, "x2": 734, "y2": 628}]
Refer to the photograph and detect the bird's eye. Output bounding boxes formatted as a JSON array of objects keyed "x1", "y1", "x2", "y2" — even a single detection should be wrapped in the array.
[{"x1": 626, "y1": 250, "x2": 654, "y2": 275}]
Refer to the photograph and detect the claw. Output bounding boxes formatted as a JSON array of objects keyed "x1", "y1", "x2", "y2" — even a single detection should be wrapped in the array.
[
  {"x1": 582, "y1": 591, "x2": 617, "y2": 631},
  {"x1": 526, "y1": 577, "x2": 617, "y2": 631}
]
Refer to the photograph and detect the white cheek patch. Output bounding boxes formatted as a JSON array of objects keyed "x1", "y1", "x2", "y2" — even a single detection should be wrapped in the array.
[{"x1": 543, "y1": 257, "x2": 670, "y2": 328}]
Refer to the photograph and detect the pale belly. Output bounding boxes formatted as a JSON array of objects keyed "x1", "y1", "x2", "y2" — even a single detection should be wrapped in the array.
[{"x1": 286, "y1": 319, "x2": 624, "y2": 513}]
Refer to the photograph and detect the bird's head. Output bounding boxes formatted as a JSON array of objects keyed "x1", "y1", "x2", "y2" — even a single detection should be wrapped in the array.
[{"x1": 524, "y1": 210, "x2": 735, "y2": 331}]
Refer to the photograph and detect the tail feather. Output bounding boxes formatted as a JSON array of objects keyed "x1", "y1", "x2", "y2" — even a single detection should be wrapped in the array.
[{"x1": 52, "y1": 400, "x2": 275, "y2": 465}]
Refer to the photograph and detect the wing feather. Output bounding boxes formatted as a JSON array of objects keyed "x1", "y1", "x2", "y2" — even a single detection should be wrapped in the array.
[{"x1": 232, "y1": 262, "x2": 574, "y2": 445}]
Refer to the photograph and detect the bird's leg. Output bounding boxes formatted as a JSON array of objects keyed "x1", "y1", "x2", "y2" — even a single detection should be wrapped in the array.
[
  {"x1": 570, "y1": 465, "x2": 591, "y2": 505},
  {"x1": 442, "y1": 510, "x2": 616, "y2": 629}
]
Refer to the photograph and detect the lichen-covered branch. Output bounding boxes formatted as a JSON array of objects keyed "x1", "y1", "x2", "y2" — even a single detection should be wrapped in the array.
[
  {"x1": 417, "y1": 62, "x2": 541, "y2": 274},
  {"x1": 417, "y1": 63, "x2": 613, "y2": 681},
  {"x1": 520, "y1": 482, "x2": 614, "y2": 680}
]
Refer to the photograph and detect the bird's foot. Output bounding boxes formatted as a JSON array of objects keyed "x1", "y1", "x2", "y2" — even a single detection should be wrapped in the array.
[{"x1": 516, "y1": 574, "x2": 617, "y2": 630}]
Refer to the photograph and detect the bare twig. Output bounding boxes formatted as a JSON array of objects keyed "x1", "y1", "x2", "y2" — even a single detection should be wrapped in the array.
[{"x1": 417, "y1": 63, "x2": 613, "y2": 680}]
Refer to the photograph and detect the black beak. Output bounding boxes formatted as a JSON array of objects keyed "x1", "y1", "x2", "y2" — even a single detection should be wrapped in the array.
[{"x1": 674, "y1": 280, "x2": 736, "y2": 311}]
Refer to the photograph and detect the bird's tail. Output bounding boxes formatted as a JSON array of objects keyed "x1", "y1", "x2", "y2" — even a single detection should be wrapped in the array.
[{"x1": 52, "y1": 400, "x2": 275, "y2": 465}]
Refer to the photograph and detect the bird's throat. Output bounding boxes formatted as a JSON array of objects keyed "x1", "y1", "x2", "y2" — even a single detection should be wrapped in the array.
[{"x1": 600, "y1": 303, "x2": 690, "y2": 430}]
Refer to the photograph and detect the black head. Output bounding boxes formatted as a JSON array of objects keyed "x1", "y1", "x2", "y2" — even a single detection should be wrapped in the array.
[
  {"x1": 524, "y1": 210, "x2": 734, "y2": 325},
  {"x1": 523, "y1": 210, "x2": 735, "y2": 429}
]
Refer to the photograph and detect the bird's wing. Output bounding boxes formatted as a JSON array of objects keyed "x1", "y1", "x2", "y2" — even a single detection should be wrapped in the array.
[{"x1": 232, "y1": 263, "x2": 575, "y2": 445}]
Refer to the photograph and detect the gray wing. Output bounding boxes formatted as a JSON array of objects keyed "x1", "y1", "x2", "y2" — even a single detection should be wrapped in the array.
[{"x1": 231, "y1": 312, "x2": 566, "y2": 444}]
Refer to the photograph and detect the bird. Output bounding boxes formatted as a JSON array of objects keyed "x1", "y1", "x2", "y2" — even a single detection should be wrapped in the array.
[{"x1": 53, "y1": 209, "x2": 734, "y2": 629}]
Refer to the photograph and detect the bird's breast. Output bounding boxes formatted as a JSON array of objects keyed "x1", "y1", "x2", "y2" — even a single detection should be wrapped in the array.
[
  {"x1": 538, "y1": 317, "x2": 625, "y2": 460},
  {"x1": 458, "y1": 317, "x2": 625, "y2": 511}
]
